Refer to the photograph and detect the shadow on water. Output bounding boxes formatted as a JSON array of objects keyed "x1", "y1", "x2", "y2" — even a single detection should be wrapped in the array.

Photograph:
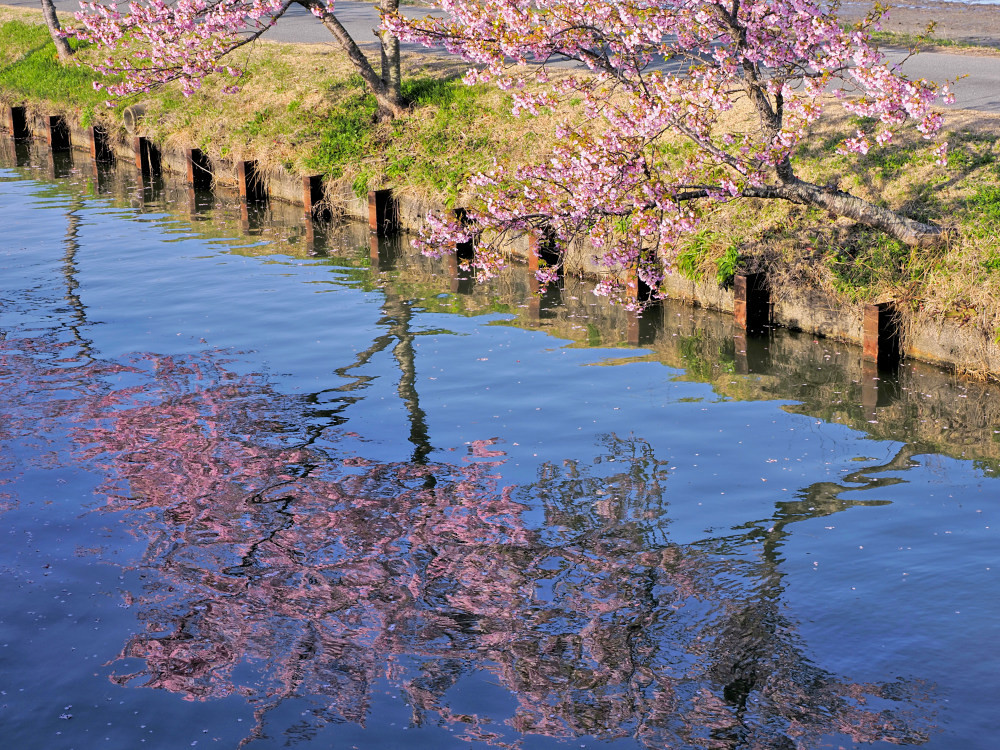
[{"x1": 4, "y1": 132, "x2": 996, "y2": 748}]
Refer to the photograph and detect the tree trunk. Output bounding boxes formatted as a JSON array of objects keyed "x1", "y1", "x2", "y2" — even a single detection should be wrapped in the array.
[
  {"x1": 730, "y1": 28, "x2": 944, "y2": 247},
  {"x1": 378, "y1": 0, "x2": 402, "y2": 104},
  {"x1": 298, "y1": 0, "x2": 406, "y2": 118},
  {"x1": 40, "y1": 0, "x2": 73, "y2": 63},
  {"x1": 742, "y1": 178, "x2": 945, "y2": 247}
]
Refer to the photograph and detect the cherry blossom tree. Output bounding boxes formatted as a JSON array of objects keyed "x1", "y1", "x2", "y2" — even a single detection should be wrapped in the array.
[
  {"x1": 73, "y1": 0, "x2": 407, "y2": 116},
  {"x1": 384, "y1": 0, "x2": 954, "y2": 299}
]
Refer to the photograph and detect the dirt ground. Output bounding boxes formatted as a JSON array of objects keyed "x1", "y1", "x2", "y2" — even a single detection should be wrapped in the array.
[{"x1": 840, "y1": 0, "x2": 1000, "y2": 48}]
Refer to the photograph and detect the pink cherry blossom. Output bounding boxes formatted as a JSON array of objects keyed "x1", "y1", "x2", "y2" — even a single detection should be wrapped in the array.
[{"x1": 386, "y1": 0, "x2": 954, "y2": 301}]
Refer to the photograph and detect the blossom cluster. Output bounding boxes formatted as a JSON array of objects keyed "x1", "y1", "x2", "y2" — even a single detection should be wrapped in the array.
[{"x1": 73, "y1": 0, "x2": 296, "y2": 96}]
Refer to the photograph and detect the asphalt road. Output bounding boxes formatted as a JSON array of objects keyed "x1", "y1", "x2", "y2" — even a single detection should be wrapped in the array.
[{"x1": 6, "y1": 0, "x2": 1000, "y2": 112}]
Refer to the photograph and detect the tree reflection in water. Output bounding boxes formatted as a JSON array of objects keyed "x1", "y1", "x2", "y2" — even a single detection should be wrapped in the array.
[
  {"x1": 19, "y1": 344, "x2": 925, "y2": 750},
  {"x1": 0, "y1": 248, "x2": 933, "y2": 749}
]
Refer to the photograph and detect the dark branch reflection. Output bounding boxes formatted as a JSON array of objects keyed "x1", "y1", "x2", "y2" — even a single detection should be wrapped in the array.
[
  {"x1": 0, "y1": 342, "x2": 921, "y2": 749},
  {"x1": 0, "y1": 157, "x2": 941, "y2": 747}
]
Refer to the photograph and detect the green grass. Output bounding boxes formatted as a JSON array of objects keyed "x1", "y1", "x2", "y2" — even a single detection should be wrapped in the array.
[
  {"x1": 0, "y1": 21, "x2": 114, "y2": 122},
  {"x1": 300, "y1": 74, "x2": 498, "y2": 202},
  {"x1": 715, "y1": 244, "x2": 740, "y2": 286},
  {"x1": 674, "y1": 228, "x2": 713, "y2": 280},
  {"x1": 868, "y1": 30, "x2": 987, "y2": 50},
  {"x1": 965, "y1": 184, "x2": 1000, "y2": 222},
  {"x1": 307, "y1": 95, "x2": 378, "y2": 174},
  {"x1": 825, "y1": 232, "x2": 923, "y2": 301},
  {"x1": 959, "y1": 184, "x2": 1000, "y2": 246}
]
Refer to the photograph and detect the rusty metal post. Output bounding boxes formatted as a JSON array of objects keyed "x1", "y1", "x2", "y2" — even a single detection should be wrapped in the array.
[
  {"x1": 528, "y1": 234, "x2": 540, "y2": 272},
  {"x1": 89, "y1": 126, "x2": 113, "y2": 163},
  {"x1": 626, "y1": 270, "x2": 639, "y2": 302},
  {"x1": 237, "y1": 160, "x2": 263, "y2": 201},
  {"x1": 133, "y1": 137, "x2": 160, "y2": 177},
  {"x1": 185, "y1": 148, "x2": 196, "y2": 184},
  {"x1": 862, "y1": 302, "x2": 901, "y2": 368},
  {"x1": 528, "y1": 228, "x2": 560, "y2": 271},
  {"x1": 237, "y1": 160, "x2": 266, "y2": 202},
  {"x1": 186, "y1": 148, "x2": 212, "y2": 188},
  {"x1": 303, "y1": 175, "x2": 324, "y2": 218},
  {"x1": 45, "y1": 115, "x2": 70, "y2": 151},
  {"x1": 734, "y1": 272, "x2": 769, "y2": 333},
  {"x1": 44, "y1": 115, "x2": 57, "y2": 146},
  {"x1": 368, "y1": 189, "x2": 397, "y2": 236},
  {"x1": 8, "y1": 106, "x2": 28, "y2": 139},
  {"x1": 134, "y1": 137, "x2": 160, "y2": 175},
  {"x1": 237, "y1": 160, "x2": 249, "y2": 198},
  {"x1": 133, "y1": 136, "x2": 144, "y2": 172}
]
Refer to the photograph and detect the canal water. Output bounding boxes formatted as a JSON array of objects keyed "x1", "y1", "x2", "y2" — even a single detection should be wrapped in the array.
[{"x1": 1, "y1": 138, "x2": 997, "y2": 750}]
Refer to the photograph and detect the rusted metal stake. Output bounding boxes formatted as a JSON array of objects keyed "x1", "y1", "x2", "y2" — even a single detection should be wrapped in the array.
[
  {"x1": 237, "y1": 160, "x2": 267, "y2": 203},
  {"x1": 185, "y1": 148, "x2": 211, "y2": 188},
  {"x1": 89, "y1": 126, "x2": 113, "y2": 163},
  {"x1": 862, "y1": 301, "x2": 901, "y2": 368},
  {"x1": 528, "y1": 234, "x2": 540, "y2": 272},
  {"x1": 45, "y1": 115, "x2": 70, "y2": 151},
  {"x1": 133, "y1": 137, "x2": 160, "y2": 177},
  {"x1": 368, "y1": 189, "x2": 398, "y2": 237},
  {"x1": 734, "y1": 273, "x2": 770, "y2": 333},
  {"x1": 303, "y1": 175, "x2": 324, "y2": 219},
  {"x1": 8, "y1": 106, "x2": 28, "y2": 139}
]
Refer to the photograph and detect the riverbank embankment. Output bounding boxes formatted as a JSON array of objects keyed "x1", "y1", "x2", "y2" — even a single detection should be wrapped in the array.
[{"x1": 5, "y1": 4, "x2": 1000, "y2": 378}]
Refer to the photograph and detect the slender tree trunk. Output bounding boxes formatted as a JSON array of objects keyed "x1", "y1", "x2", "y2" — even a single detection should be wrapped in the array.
[
  {"x1": 298, "y1": 0, "x2": 406, "y2": 118},
  {"x1": 730, "y1": 180, "x2": 942, "y2": 247},
  {"x1": 676, "y1": 175, "x2": 945, "y2": 246},
  {"x1": 719, "y1": 5, "x2": 945, "y2": 247},
  {"x1": 778, "y1": 179, "x2": 944, "y2": 247},
  {"x1": 40, "y1": 0, "x2": 73, "y2": 63},
  {"x1": 378, "y1": 0, "x2": 402, "y2": 104}
]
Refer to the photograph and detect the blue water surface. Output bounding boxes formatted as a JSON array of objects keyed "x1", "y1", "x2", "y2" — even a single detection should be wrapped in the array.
[{"x1": 1, "y1": 155, "x2": 998, "y2": 750}]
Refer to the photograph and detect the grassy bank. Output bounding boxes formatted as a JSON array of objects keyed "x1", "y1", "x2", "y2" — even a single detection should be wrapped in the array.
[
  {"x1": 0, "y1": 6, "x2": 558, "y2": 209},
  {"x1": 3, "y1": 6, "x2": 1000, "y2": 360}
]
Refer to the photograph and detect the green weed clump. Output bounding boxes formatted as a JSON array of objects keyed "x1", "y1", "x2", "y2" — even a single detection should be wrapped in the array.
[{"x1": 672, "y1": 228, "x2": 741, "y2": 287}]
